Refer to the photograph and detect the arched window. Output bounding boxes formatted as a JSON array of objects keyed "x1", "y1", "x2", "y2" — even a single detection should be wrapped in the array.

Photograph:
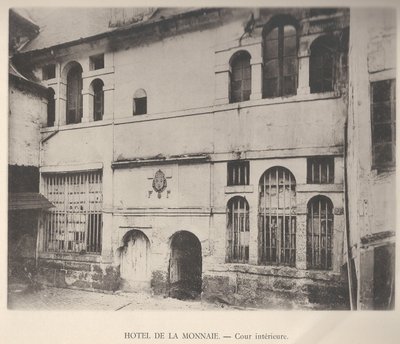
[
  {"x1": 306, "y1": 196, "x2": 333, "y2": 270},
  {"x1": 258, "y1": 167, "x2": 296, "y2": 266},
  {"x1": 66, "y1": 64, "x2": 83, "y2": 124},
  {"x1": 47, "y1": 87, "x2": 55, "y2": 127},
  {"x1": 133, "y1": 89, "x2": 147, "y2": 115},
  {"x1": 263, "y1": 17, "x2": 298, "y2": 98},
  {"x1": 309, "y1": 36, "x2": 337, "y2": 93},
  {"x1": 91, "y1": 79, "x2": 104, "y2": 121},
  {"x1": 230, "y1": 51, "x2": 251, "y2": 103},
  {"x1": 227, "y1": 196, "x2": 249, "y2": 263}
]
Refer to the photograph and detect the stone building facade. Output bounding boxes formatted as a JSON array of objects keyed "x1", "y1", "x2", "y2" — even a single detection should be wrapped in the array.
[
  {"x1": 10, "y1": 7, "x2": 356, "y2": 309},
  {"x1": 347, "y1": 9, "x2": 396, "y2": 310}
]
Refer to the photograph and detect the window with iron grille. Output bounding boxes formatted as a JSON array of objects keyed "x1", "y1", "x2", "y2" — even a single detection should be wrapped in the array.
[
  {"x1": 227, "y1": 196, "x2": 249, "y2": 263},
  {"x1": 307, "y1": 157, "x2": 334, "y2": 184},
  {"x1": 306, "y1": 196, "x2": 333, "y2": 270},
  {"x1": 66, "y1": 65, "x2": 83, "y2": 124},
  {"x1": 309, "y1": 35, "x2": 337, "y2": 93},
  {"x1": 227, "y1": 160, "x2": 249, "y2": 186},
  {"x1": 258, "y1": 167, "x2": 296, "y2": 266},
  {"x1": 92, "y1": 79, "x2": 104, "y2": 121},
  {"x1": 230, "y1": 51, "x2": 251, "y2": 103},
  {"x1": 371, "y1": 79, "x2": 396, "y2": 169},
  {"x1": 263, "y1": 18, "x2": 298, "y2": 98},
  {"x1": 42, "y1": 171, "x2": 102, "y2": 254}
]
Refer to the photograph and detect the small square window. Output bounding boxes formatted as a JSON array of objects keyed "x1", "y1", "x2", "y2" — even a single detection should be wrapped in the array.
[
  {"x1": 89, "y1": 54, "x2": 104, "y2": 71},
  {"x1": 42, "y1": 64, "x2": 56, "y2": 80},
  {"x1": 307, "y1": 157, "x2": 334, "y2": 184},
  {"x1": 227, "y1": 161, "x2": 250, "y2": 186}
]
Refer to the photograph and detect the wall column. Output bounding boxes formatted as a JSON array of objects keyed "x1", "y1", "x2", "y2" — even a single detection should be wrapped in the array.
[
  {"x1": 103, "y1": 84, "x2": 114, "y2": 120},
  {"x1": 250, "y1": 56, "x2": 263, "y2": 100},
  {"x1": 296, "y1": 210, "x2": 307, "y2": 270},
  {"x1": 214, "y1": 64, "x2": 230, "y2": 105}
]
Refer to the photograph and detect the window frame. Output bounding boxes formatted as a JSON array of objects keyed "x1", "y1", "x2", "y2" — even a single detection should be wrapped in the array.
[
  {"x1": 307, "y1": 156, "x2": 335, "y2": 184},
  {"x1": 258, "y1": 166, "x2": 296, "y2": 267},
  {"x1": 66, "y1": 65, "x2": 83, "y2": 125},
  {"x1": 226, "y1": 196, "x2": 250, "y2": 264},
  {"x1": 370, "y1": 79, "x2": 396, "y2": 170},
  {"x1": 306, "y1": 195, "x2": 334, "y2": 270},
  {"x1": 263, "y1": 19, "x2": 298, "y2": 98},
  {"x1": 227, "y1": 160, "x2": 250, "y2": 186},
  {"x1": 229, "y1": 51, "x2": 252, "y2": 103},
  {"x1": 309, "y1": 36, "x2": 337, "y2": 94}
]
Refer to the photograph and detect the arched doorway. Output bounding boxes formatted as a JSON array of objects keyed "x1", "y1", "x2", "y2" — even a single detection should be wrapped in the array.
[
  {"x1": 169, "y1": 231, "x2": 202, "y2": 300},
  {"x1": 119, "y1": 230, "x2": 151, "y2": 292}
]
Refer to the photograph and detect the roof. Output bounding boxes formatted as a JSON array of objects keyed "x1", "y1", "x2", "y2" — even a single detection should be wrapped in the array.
[
  {"x1": 19, "y1": 7, "x2": 199, "y2": 53},
  {"x1": 8, "y1": 193, "x2": 54, "y2": 211}
]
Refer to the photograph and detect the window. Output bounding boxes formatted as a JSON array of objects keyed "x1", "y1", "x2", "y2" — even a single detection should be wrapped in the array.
[
  {"x1": 263, "y1": 18, "x2": 298, "y2": 98},
  {"x1": 306, "y1": 196, "x2": 333, "y2": 270},
  {"x1": 307, "y1": 157, "x2": 334, "y2": 184},
  {"x1": 227, "y1": 160, "x2": 249, "y2": 186},
  {"x1": 89, "y1": 54, "x2": 104, "y2": 70},
  {"x1": 227, "y1": 197, "x2": 250, "y2": 263},
  {"x1": 371, "y1": 79, "x2": 396, "y2": 168},
  {"x1": 47, "y1": 88, "x2": 55, "y2": 127},
  {"x1": 230, "y1": 51, "x2": 251, "y2": 103},
  {"x1": 133, "y1": 89, "x2": 147, "y2": 115},
  {"x1": 43, "y1": 171, "x2": 102, "y2": 254},
  {"x1": 258, "y1": 167, "x2": 296, "y2": 266},
  {"x1": 43, "y1": 64, "x2": 56, "y2": 80},
  {"x1": 310, "y1": 36, "x2": 337, "y2": 93},
  {"x1": 92, "y1": 79, "x2": 104, "y2": 121},
  {"x1": 66, "y1": 64, "x2": 83, "y2": 124}
]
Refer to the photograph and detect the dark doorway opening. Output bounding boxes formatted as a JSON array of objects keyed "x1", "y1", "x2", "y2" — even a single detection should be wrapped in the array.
[{"x1": 169, "y1": 231, "x2": 202, "y2": 300}]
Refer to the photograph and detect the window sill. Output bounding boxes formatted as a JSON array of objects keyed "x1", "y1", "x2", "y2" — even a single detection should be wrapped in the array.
[
  {"x1": 39, "y1": 251, "x2": 102, "y2": 263},
  {"x1": 41, "y1": 119, "x2": 113, "y2": 133},
  {"x1": 212, "y1": 263, "x2": 342, "y2": 281},
  {"x1": 224, "y1": 185, "x2": 254, "y2": 194}
]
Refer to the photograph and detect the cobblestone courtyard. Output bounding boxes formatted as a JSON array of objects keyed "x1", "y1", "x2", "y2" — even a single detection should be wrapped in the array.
[{"x1": 8, "y1": 285, "x2": 238, "y2": 311}]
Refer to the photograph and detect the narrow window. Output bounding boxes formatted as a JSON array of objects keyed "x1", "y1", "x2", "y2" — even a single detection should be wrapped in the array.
[
  {"x1": 310, "y1": 36, "x2": 336, "y2": 93},
  {"x1": 263, "y1": 19, "x2": 298, "y2": 98},
  {"x1": 89, "y1": 54, "x2": 104, "y2": 70},
  {"x1": 258, "y1": 167, "x2": 296, "y2": 266},
  {"x1": 47, "y1": 88, "x2": 55, "y2": 127},
  {"x1": 371, "y1": 79, "x2": 396, "y2": 168},
  {"x1": 133, "y1": 89, "x2": 147, "y2": 115},
  {"x1": 230, "y1": 51, "x2": 251, "y2": 103},
  {"x1": 227, "y1": 161, "x2": 250, "y2": 186},
  {"x1": 92, "y1": 79, "x2": 104, "y2": 121},
  {"x1": 306, "y1": 196, "x2": 333, "y2": 270},
  {"x1": 307, "y1": 157, "x2": 334, "y2": 184},
  {"x1": 66, "y1": 64, "x2": 83, "y2": 124},
  {"x1": 43, "y1": 64, "x2": 56, "y2": 80},
  {"x1": 227, "y1": 196, "x2": 250, "y2": 263},
  {"x1": 42, "y1": 171, "x2": 103, "y2": 254}
]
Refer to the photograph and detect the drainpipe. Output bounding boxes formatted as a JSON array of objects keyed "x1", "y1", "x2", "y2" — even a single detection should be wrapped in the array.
[{"x1": 344, "y1": 118, "x2": 356, "y2": 310}]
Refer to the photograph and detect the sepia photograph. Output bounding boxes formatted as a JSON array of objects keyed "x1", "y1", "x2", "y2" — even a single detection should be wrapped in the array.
[{"x1": 2, "y1": 0, "x2": 399, "y2": 343}]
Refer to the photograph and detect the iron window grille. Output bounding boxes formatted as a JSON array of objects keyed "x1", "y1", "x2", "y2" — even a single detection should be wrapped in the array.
[
  {"x1": 306, "y1": 196, "x2": 333, "y2": 270},
  {"x1": 227, "y1": 160, "x2": 250, "y2": 186},
  {"x1": 227, "y1": 196, "x2": 250, "y2": 263},
  {"x1": 258, "y1": 167, "x2": 296, "y2": 266},
  {"x1": 42, "y1": 171, "x2": 103, "y2": 254},
  {"x1": 307, "y1": 156, "x2": 334, "y2": 184}
]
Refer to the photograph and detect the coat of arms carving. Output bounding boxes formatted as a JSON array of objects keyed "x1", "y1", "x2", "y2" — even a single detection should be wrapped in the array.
[{"x1": 152, "y1": 169, "x2": 167, "y2": 198}]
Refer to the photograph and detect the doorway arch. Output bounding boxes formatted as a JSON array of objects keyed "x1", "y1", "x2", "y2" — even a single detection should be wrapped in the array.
[
  {"x1": 169, "y1": 231, "x2": 202, "y2": 299},
  {"x1": 119, "y1": 230, "x2": 151, "y2": 292}
]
